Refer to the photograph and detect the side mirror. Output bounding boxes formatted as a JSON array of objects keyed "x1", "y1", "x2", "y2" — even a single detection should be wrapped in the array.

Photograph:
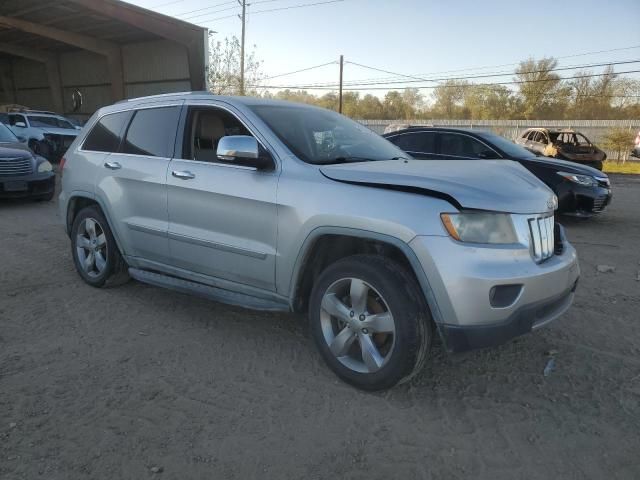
[
  {"x1": 217, "y1": 135, "x2": 272, "y2": 170},
  {"x1": 14, "y1": 121, "x2": 26, "y2": 128},
  {"x1": 16, "y1": 135, "x2": 26, "y2": 142}
]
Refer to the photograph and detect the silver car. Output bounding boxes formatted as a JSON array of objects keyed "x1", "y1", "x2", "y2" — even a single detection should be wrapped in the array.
[{"x1": 59, "y1": 93, "x2": 580, "y2": 390}]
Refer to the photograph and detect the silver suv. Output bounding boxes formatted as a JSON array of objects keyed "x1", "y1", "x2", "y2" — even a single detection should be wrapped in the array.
[{"x1": 59, "y1": 93, "x2": 580, "y2": 390}]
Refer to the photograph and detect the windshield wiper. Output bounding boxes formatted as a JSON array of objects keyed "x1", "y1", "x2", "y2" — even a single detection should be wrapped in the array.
[
  {"x1": 320, "y1": 155, "x2": 408, "y2": 165},
  {"x1": 320, "y1": 156, "x2": 376, "y2": 165}
]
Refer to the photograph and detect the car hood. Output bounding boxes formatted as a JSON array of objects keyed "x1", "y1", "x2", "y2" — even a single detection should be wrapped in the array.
[
  {"x1": 0, "y1": 142, "x2": 31, "y2": 157},
  {"x1": 0, "y1": 144, "x2": 33, "y2": 158},
  {"x1": 320, "y1": 159, "x2": 555, "y2": 214},
  {"x1": 516, "y1": 155, "x2": 605, "y2": 177},
  {"x1": 38, "y1": 128, "x2": 79, "y2": 136}
]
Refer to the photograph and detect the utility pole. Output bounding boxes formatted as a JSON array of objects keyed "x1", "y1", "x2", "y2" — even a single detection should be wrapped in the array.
[
  {"x1": 238, "y1": 0, "x2": 246, "y2": 95},
  {"x1": 338, "y1": 54, "x2": 344, "y2": 113}
]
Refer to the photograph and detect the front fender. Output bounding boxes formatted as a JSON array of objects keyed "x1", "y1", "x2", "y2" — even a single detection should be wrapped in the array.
[{"x1": 287, "y1": 226, "x2": 447, "y2": 328}]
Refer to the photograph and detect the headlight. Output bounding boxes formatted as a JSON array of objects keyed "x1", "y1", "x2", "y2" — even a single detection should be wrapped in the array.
[
  {"x1": 37, "y1": 161, "x2": 53, "y2": 173},
  {"x1": 440, "y1": 212, "x2": 518, "y2": 244},
  {"x1": 557, "y1": 171, "x2": 596, "y2": 186}
]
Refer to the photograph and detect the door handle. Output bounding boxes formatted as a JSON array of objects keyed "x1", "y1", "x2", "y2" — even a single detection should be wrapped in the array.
[
  {"x1": 104, "y1": 161, "x2": 122, "y2": 170},
  {"x1": 172, "y1": 170, "x2": 195, "y2": 180}
]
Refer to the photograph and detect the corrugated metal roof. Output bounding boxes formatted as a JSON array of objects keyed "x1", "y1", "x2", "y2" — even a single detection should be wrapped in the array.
[{"x1": 0, "y1": 0, "x2": 207, "y2": 56}]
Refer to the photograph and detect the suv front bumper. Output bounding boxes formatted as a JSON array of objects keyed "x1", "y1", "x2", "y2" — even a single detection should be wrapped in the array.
[{"x1": 409, "y1": 226, "x2": 580, "y2": 353}]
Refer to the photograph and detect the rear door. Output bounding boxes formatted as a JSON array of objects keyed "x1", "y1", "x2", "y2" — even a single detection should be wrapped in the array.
[
  {"x1": 437, "y1": 132, "x2": 500, "y2": 159},
  {"x1": 165, "y1": 102, "x2": 279, "y2": 292},
  {"x1": 93, "y1": 103, "x2": 182, "y2": 265}
]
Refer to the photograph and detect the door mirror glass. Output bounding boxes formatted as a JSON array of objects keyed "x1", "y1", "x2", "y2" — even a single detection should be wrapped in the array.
[
  {"x1": 217, "y1": 135, "x2": 272, "y2": 170},
  {"x1": 14, "y1": 121, "x2": 26, "y2": 128}
]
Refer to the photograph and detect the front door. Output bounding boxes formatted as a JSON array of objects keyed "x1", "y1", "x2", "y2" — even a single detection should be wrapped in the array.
[{"x1": 166, "y1": 104, "x2": 279, "y2": 292}]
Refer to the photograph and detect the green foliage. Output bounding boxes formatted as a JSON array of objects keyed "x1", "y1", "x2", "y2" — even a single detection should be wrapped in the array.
[
  {"x1": 601, "y1": 128, "x2": 635, "y2": 162},
  {"x1": 207, "y1": 36, "x2": 263, "y2": 95}
]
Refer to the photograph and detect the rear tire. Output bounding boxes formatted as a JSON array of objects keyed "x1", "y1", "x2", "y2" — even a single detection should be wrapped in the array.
[
  {"x1": 70, "y1": 206, "x2": 129, "y2": 288},
  {"x1": 309, "y1": 254, "x2": 432, "y2": 391}
]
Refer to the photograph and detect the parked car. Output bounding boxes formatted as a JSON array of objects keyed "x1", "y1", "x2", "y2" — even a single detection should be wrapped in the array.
[
  {"x1": 59, "y1": 93, "x2": 579, "y2": 391},
  {"x1": 6, "y1": 110, "x2": 80, "y2": 162},
  {"x1": 632, "y1": 130, "x2": 640, "y2": 158},
  {"x1": 384, "y1": 127, "x2": 612, "y2": 218},
  {"x1": 516, "y1": 128, "x2": 606, "y2": 170},
  {"x1": 0, "y1": 121, "x2": 55, "y2": 201}
]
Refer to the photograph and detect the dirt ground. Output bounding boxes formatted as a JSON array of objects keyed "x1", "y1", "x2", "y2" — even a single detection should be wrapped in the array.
[{"x1": 1, "y1": 174, "x2": 639, "y2": 480}]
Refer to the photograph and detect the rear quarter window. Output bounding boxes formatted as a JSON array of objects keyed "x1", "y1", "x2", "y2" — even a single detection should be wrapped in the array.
[{"x1": 82, "y1": 111, "x2": 131, "y2": 153}]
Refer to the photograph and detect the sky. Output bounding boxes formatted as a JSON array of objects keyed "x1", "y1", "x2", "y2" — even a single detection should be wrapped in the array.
[{"x1": 126, "y1": 0, "x2": 640, "y2": 99}]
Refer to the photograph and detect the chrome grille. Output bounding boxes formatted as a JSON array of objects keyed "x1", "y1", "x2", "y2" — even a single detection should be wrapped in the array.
[
  {"x1": 528, "y1": 215, "x2": 555, "y2": 263},
  {"x1": 593, "y1": 195, "x2": 607, "y2": 212},
  {"x1": 0, "y1": 157, "x2": 32, "y2": 176}
]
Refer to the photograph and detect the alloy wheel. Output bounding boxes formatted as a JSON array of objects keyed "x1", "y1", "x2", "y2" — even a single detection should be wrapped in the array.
[
  {"x1": 319, "y1": 277, "x2": 396, "y2": 374},
  {"x1": 75, "y1": 218, "x2": 107, "y2": 278}
]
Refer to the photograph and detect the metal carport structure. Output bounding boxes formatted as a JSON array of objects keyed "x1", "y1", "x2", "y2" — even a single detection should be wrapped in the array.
[{"x1": 0, "y1": 0, "x2": 208, "y2": 118}]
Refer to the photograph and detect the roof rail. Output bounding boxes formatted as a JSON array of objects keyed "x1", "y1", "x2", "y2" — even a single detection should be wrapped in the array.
[{"x1": 116, "y1": 91, "x2": 211, "y2": 104}]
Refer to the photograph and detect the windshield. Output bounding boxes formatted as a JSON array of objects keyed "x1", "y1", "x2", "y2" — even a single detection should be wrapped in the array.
[
  {"x1": 0, "y1": 122, "x2": 19, "y2": 142},
  {"x1": 479, "y1": 132, "x2": 538, "y2": 159},
  {"x1": 28, "y1": 115, "x2": 75, "y2": 129},
  {"x1": 248, "y1": 104, "x2": 407, "y2": 164}
]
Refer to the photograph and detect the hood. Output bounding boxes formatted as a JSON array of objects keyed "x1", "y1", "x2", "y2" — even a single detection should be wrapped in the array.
[
  {"x1": 0, "y1": 145, "x2": 33, "y2": 159},
  {"x1": 0, "y1": 142, "x2": 31, "y2": 154},
  {"x1": 320, "y1": 159, "x2": 555, "y2": 215},
  {"x1": 517, "y1": 155, "x2": 605, "y2": 177},
  {"x1": 39, "y1": 128, "x2": 79, "y2": 137}
]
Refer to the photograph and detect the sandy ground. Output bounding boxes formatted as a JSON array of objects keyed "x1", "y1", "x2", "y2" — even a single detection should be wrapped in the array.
[{"x1": 1, "y1": 174, "x2": 639, "y2": 480}]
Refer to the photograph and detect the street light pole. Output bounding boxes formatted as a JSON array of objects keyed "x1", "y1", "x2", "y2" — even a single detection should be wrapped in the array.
[
  {"x1": 339, "y1": 54, "x2": 343, "y2": 113},
  {"x1": 238, "y1": 0, "x2": 246, "y2": 95}
]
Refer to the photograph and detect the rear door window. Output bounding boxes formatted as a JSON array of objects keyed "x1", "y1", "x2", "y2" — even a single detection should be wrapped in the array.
[
  {"x1": 82, "y1": 111, "x2": 131, "y2": 153},
  {"x1": 121, "y1": 107, "x2": 181, "y2": 158},
  {"x1": 388, "y1": 131, "x2": 436, "y2": 154},
  {"x1": 438, "y1": 133, "x2": 491, "y2": 158}
]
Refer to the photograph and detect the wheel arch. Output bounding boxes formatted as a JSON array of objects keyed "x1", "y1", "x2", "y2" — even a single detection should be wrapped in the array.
[
  {"x1": 289, "y1": 227, "x2": 445, "y2": 326},
  {"x1": 65, "y1": 193, "x2": 126, "y2": 256}
]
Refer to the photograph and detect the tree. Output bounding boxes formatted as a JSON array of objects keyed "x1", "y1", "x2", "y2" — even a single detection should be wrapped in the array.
[
  {"x1": 568, "y1": 66, "x2": 617, "y2": 119},
  {"x1": 601, "y1": 127, "x2": 635, "y2": 163},
  {"x1": 207, "y1": 36, "x2": 263, "y2": 95},
  {"x1": 514, "y1": 57, "x2": 565, "y2": 119},
  {"x1": 431, "y1": 80, "x2": 467, "y2": 118}
]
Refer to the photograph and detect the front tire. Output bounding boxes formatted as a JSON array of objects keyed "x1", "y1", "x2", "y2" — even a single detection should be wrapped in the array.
[
  {"x1": 70, "y1": 206, "x2": 129, "y2": 288},
  {"x1": 309, "y1": 255, "x2": 432, "y2": 391}
]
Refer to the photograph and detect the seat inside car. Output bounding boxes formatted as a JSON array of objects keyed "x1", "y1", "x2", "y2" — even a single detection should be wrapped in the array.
[{"x1": 194, "y1": 112, "x2": 226, "y2": 161}]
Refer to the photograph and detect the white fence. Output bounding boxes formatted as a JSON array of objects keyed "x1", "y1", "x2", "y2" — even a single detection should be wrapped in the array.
[{"x1": 357, "y1": 119, "x2": 640, "y2": 160}]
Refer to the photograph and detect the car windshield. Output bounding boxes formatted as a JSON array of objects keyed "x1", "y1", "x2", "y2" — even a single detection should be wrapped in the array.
[
  {"x1": 28, "y1": 115, "x2": 74, "y2": 129},
  {"x1": 0, "y1": 122, "x2": 19, "y2": 142},
  {"x1": 479, "y1": 132, "x2": 538, "y2": 159},
  {"x1": 248, "y1": 103, "x2": 407, "y2": 164}
]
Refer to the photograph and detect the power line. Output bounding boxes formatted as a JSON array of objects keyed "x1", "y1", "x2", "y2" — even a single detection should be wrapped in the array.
[
  {"x1": 255, "y1": 60, "x2": 640, "y2": 90},
  {"x1": 324, "y1": 44, "x2": 640, "y2": 87},
  {"x1": 252, "y1": 69, "x2": 640, "y2": 91},
  {"x1": 195, "y1": 0, "x2": 346, "y2": 23},
  {"x1": 340, "y1": 58, "x2": 640, "y2": 87},
  {"x1": 171, "y1": 1, "x2": 236, "y2": 18},
  {"x1": 262, "y1": 61, "x2": 338, "y2": 80},
  {"x1": 256, "y1": 59, "x2": 640, "y2": 89},
  {"x1": 179, "y1": 0, "x2": 282, "y2": 21},
  {"x1": 344, "y1": 61, "x2": 441, "y2": 85},
  {"x1": 150, "y1": 0, "x2": 190, "y2": 7}
]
